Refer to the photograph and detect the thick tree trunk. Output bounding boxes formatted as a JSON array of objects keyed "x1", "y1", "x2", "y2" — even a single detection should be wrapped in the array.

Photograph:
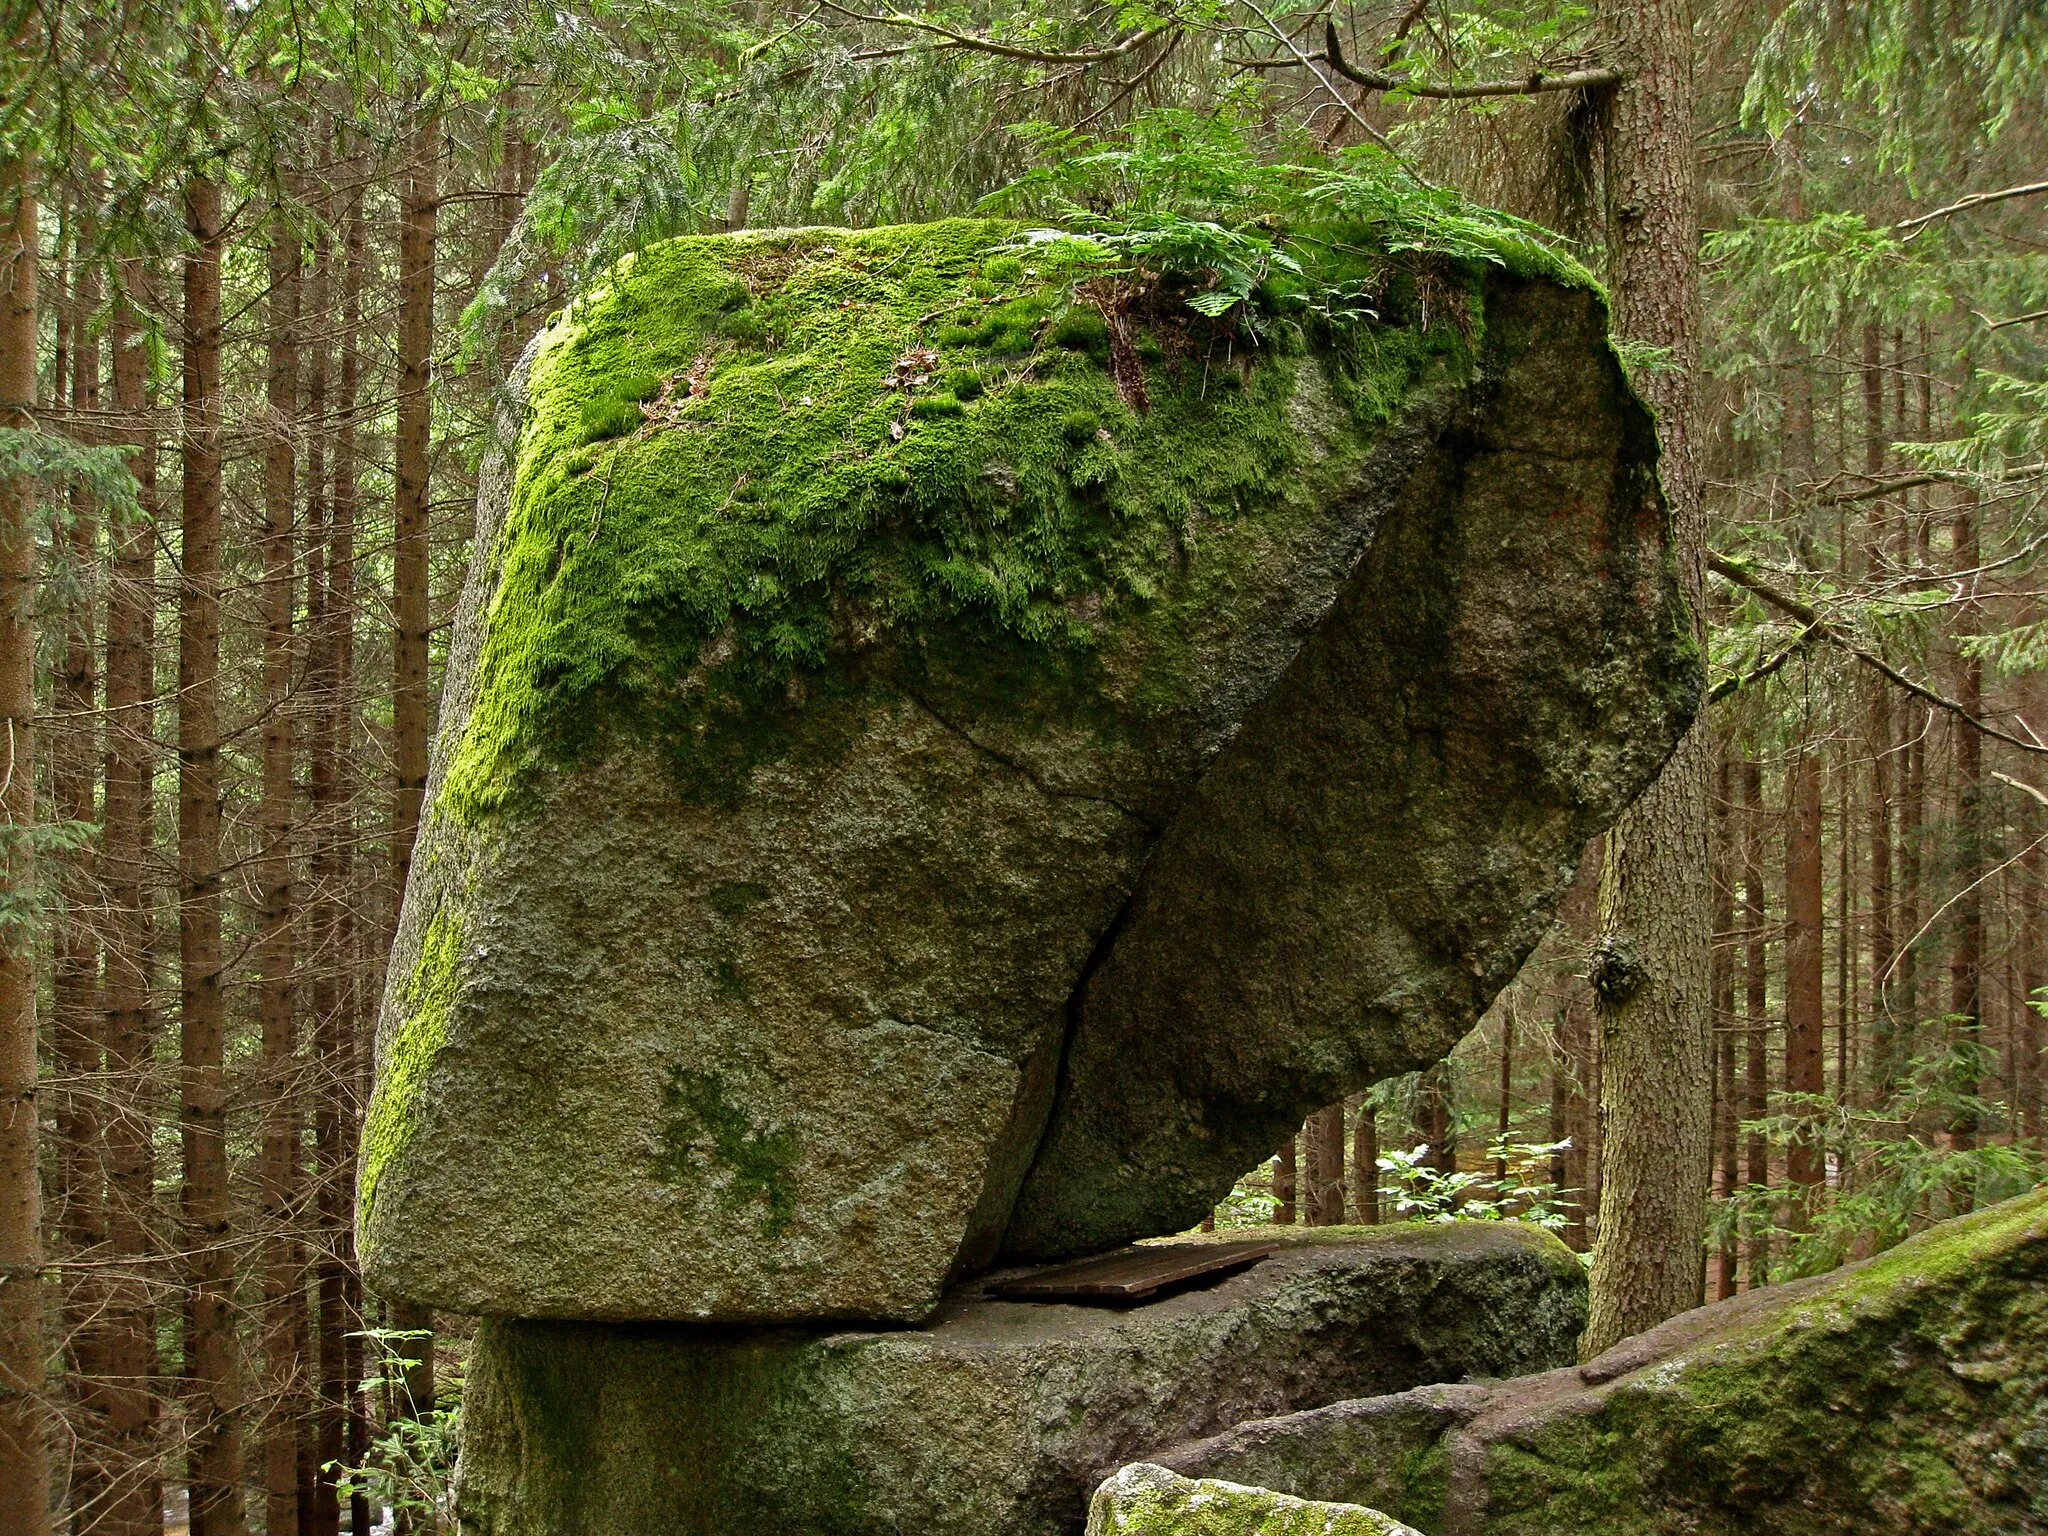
[
  {"x1": 1864, "y1": 328, "x2": 1897, "y2": 1101},
  {"x1": 1582, "y1": 0, "x2": 1709, "y2": 1357},
  {"x1": 259, "y1": 217, "x2": 304, "y2": 1536},
  {"x1": 1741, "y1": 757, "x2": 1771, "y2": 1289},
  {"x1": 180, "y1": 169, "x2": 248, "y2": 1536},
  {"x1": 0, "y1": 145, "x2": 51, "y2": 1536},
  {"x1": 1785, "y1": 747, "x2": 1826, "y2": 1224},
  {"x1": 1494, "y1": 1008, "x2": 1516, "y2": 1182},
  {"x1": 102, "y1": 256, "x2": 162, "y2": 1536}
]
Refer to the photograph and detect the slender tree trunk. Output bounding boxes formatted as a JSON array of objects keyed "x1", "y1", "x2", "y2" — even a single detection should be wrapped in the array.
[
  {"x1": 1272, "y1": 1134, "x2": 1297, "y2": 1225},
  {"x1": 180, "y1": 168, "x2": 247, "y2": 1536},
  {"x1": 1350, "y1": 1094, "x2": 1378, "y2": 1224},
  {"x1": 260, "y1": 215, "x2": 303, "y2": 1536},
  {"x1": 1741, "y1": 757, "x2": 1771, "y2": 1289},
  {"x1": 1494, "y1": 1008, "x2": 1516, "y2": 1182},
  {"x1": 1901, "y1": 712, "x2": 1926, "y2": 1039},
  {"x1": 2022, "y1": 681, "x2": 2043, "y2": 1149},
  {"x1": 1785, "y1": 746, "x2": 1826, "y2": 1226},
  {"x1": 1304, "y1": 1104, "x2": 1345, "y2": 1225},
  {"x1": 1583, "y1": 0, "x2": 1708, "y2": 1356},
  {"x1": 1418, "y1": 1064, "x2": 1455, "y2": 1176},
  {"x1": 0, "y1": 141, "x2": 52, "y2": 1536},
  {"x1": 389, "y1": 112, "x2": 441, "y2": 1424},
  {"x1": 1950, "y1": 492, "x2": 1984, "y2": 1174},
  {"x1": 330, "y1": 182, "x2": 372, "y2": 1536},
  {"x1": 56, "y1": 226, "x2": 114, "y2": 1530},
  {"x1": 1713, "y1": 752, "x2": 1738, "y2": 1300},
  {"x1": 102, "y1": 257, "x2": 161, "y2": 1536}
]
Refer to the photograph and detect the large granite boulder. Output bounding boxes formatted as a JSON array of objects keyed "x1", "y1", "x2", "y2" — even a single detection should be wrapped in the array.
[
  {"x1": 358, "y1": 214, "x2": 1694, "y2": 1322},
  {"x1": 1088, "y1": 1464, "x2": 1422, "y2": 1536},
  {"x1": 453, "y1": 1225, "x2": 1588, "y2": 1536},
  {"x1": 1144, "y1": 1190, "x2": 2048, "y2": 1534}
]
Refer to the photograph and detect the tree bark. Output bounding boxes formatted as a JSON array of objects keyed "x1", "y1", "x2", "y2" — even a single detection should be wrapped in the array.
[
  {"x1": 180, "y1": 168, "x2": 248, "y2": 1536},
  {"x1": 102, "y1": 255, "x2": 162, "y2": 1536},
  {"x1": 1583, "y1": 0, "x2": 1709, "y2": 1357},
  {"x1": 259, "y1": 213, "x2": 304, "y2": 1536},
  {"x1": 0, "y1": 140, "x2": 52, "y2": 1536}
]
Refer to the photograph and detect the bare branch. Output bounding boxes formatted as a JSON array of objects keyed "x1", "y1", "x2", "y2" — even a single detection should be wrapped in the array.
[
  {"x1": 1324, "y1": 20, "x2": 1621, "y2": 98},
  {"x1": 811, "y1": 2, "x2": 1168, "y2": 66},
  {"x1": 1897, "y1": 178, "x2": 2048, "y2": 236}
]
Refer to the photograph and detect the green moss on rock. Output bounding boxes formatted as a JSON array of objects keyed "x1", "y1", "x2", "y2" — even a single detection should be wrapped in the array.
[
  {"x1": 440, "y1": 217, "x2": 1492, "y2": 824},
  {"x1": 357, "y1": 898, "x2": 464, "y2": 1229}
]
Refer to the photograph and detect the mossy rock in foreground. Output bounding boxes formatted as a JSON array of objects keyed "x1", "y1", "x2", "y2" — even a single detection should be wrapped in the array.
[
  {"x1": 1147, "y1": 1189, "x2": 2048, "y2": 1534},
  {"x1": 1088, "y1": 1465, "x2": 1423, "y2": 1536},
  {"x1": 359, "y1": 216, "x2": 1694, "y2": 1323},
  {"x1": 453, "y1": 1224, "x2": 1586, "y2": 1536}
]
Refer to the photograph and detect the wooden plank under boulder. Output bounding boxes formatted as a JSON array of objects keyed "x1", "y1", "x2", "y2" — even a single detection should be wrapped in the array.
[{"x1": 988, "y1": 1241, "x2": 1277, "y2": 1303}]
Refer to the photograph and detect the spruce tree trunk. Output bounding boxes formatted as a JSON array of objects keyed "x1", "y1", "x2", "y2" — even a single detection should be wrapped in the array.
[
  {"x1": 1350, "y1": 1096, "x2": 1378, "y2": 1224},
  {"x1": 180, "y1": 168, "x2": 248, "y2": 1536},
  {"x1": 0, "y1": 143, "x2": 51, "y2": 1536},
  {"x1": 1949, "y1": 492, "x2": 1984, "y2": 1172},
  {"x1": 1583, "y1": 0, "x2": 1708, "y2": 1357},
  {"x1": 332, "y1": 186, "x2": 371, "y2": 1536},
  {"x1": 103, "y1": 255, "x2": 162, "y2": 1536},
  {"x1": 1740, "y1": 758, "x2": 1771, "y2": 1287},
  {"x1": 56, "y1": 227, "x2": 113, "y2": 1525},
  {"x1": 1272, "y1": 1134, "x2": 1296, "y2": 1225},
  {"x1": 389, "y1": 113, "x2": 440, "y2": 1423},
  {"x1": 1712, "y1": 752, "x2": 1737, "y2": 1300},
  {"x1": 1303, "y1": 1104, "x2": 1345, "y2": 1226},
  {"x1": 1785, "y1": 747, "x2": 1826, "y2": 1223},
  {"x1": 259, "y1": 216, "x2": 304, "y2": 1536}
]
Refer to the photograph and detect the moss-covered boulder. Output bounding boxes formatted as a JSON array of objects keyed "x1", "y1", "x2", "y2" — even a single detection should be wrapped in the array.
[
  {"x1": 359, "y1": 214, "x2": 1694, "y2": 1321},
  {"x1": 453, "y1": 1224, "x2": 1587, "y2": 1536},
  {"x1": 1088, "y1": 1464, "x2": 1423, "y2": 1536},
  {"x1": 1144, "y1": 1190, "x2": 2048, "y2": 1534}
]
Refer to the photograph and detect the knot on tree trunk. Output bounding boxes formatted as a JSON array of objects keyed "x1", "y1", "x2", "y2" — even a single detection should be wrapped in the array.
[{"x1": 1588, "y1": 935, "x2": 1647, "y2": 1005}]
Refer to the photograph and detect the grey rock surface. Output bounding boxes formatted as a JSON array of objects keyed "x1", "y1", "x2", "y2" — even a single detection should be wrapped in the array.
[
  {"x1": 453, "y1": 1224, "x2": 1587, "y2": 1536},
  {"x1": 359, "y1": 218, "x2": 1693, "y2": 1323},
  {"x1": 1086, "y1": 1464, "x2": 1423, "y2": 1536}
]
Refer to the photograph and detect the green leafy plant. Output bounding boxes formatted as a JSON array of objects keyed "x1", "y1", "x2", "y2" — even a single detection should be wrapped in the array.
[
  {"x1": 332, "y1": 1327, "x2": 462, "y2": 1536},
  {"x1": 1377, "y1": 1135, "x2": 1576, "y2": 1231}
]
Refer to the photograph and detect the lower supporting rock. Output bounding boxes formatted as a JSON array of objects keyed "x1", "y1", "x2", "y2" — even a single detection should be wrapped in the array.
[
  {"x1": 1146, "y1": 1191, "x2": 2048, "y2": 1535},
  {"x1": 453, "y1": 1224, "x2": 1585, "y2": 1536}
]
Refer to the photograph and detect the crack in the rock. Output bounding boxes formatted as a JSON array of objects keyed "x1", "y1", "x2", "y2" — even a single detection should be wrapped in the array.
[{"x1": 902, "y1": 691, "x2": 1164, "y2": 835}]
